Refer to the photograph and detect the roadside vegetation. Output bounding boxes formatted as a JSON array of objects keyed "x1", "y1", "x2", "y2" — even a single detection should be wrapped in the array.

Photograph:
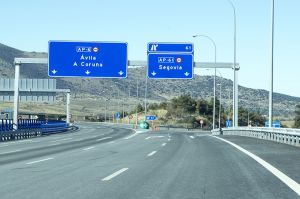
[
  {"x1": 294, "y1": 105, "x2": 300, "y2": 128},
  {"x1": 133, "y1": 95, "x2": 266, "y2": 129}
]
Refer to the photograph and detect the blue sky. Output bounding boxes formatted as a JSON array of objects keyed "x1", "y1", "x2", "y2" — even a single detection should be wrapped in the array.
[{"x1": 1, "y1": 0, "x2": 300, "y2": 97}]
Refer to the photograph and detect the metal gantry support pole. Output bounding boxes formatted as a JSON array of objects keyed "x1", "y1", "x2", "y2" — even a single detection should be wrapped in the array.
[
  {"x1": 192, "y1": 34, "x2": 217, "y2": 130},
  {"x1": 66, "y1": 92, "x2": 70, "y2": 124},
  {"x1": 117, "y1": 89, "x2": 120, "y2": 124},
  {"x1": 13, "y1": 58, "x2": 71, "y2": 128},
  {"x1": 269, "y1": 0, "x2": 275, "y2": 127},
  {"x1": 13, "y1": 64, "x2": 20, "y2": 129},
  {"x1": 144, "y1": 74, "x2": 148, "y2": 120}
]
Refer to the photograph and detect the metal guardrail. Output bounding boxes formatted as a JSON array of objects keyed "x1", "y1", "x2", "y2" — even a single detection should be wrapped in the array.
[
  {"x1": 0, "y1": 119, "x2": 74, "y2": 142},
  {"x1": 211, "y1": 127, "x2": 300, "y2": 147}
]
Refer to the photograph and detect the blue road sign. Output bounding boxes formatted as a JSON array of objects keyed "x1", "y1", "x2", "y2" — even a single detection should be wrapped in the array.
[
  {"x1": 226, "y1": 120, "x2": 232, "y2": 127},
  {"x1": 265, "y1": 121, "x2": 281, "y2": 128},
  {"x1": 148, "y1": 43, "x2": 193, "y2": 53},
  {"x1": 48, "y1": 41, "x2": 128, "y2": 78},
  {"x1": 146, "y1": 115, "x2": 157, "y2": 121},
  {"x1": 147, "y1": 42, "x2": 194, "y2": 79},
  {"x1": 115, "y1": 112, "x2": 121, "y2": 119}
]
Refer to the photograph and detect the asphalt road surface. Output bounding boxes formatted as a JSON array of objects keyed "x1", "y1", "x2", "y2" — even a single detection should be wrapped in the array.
[{"x1": 0, "y1": 123, "x2": 299, "y2": 199}]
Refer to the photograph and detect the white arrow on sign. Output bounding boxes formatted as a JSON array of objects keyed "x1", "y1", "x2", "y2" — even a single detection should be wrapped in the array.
[
  {"x1": 184, "y1": 72, "x2": 190, "y2": 76},
  {"x1": 118, "y1": 71, "x2": 124, "y2": 76},
  {"x1": 151, "y1": 71, "x2": 157, "y2": 76},
  {"x1": 51, "y1": 69, "x2": 57, "y2": 74},
  {"x1": 85, "y1": 70, "x2": 91, "y2": 75}
]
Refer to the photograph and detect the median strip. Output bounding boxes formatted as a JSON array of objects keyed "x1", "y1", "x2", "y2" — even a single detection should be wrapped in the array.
[
  {"x1": 102, "y1": 168, "x2": 129, "y2": 181},
  {"x1": 26, "y1": 157, "x2": 54, "y2": 165}
]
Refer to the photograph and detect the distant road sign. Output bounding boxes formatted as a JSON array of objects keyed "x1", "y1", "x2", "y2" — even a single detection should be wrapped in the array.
[
  {"x1": 146, "y1": 115, "x2": 157, "y2": 121},
  {"x1": 265, "y1": 121, "x2": 281, "y2": 128},
  {"x1": 147, "y1": 42, "x2": 194, "y2": 79},
  {"x1": 48, "y1": 41, "x2": 128, "y2": 78},
  {"x1": 115, "y1": 112, "x2": 121, "y2": 119},
  {"x1": 226, "y1": 120, "x2": 232, "y2": 127}
]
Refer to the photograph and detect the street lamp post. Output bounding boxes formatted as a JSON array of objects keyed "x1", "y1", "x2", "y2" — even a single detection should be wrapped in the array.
[
  {"x1": 227, "y1": 0, "x2": 239, "y2": 127},
  {"x1": 217, "y1": 83, "x2": 222, "y2": 129},
  {"x1": 193, "y1": 34, "x2": 217, "y2": 130},
  {"x1": 114, "y1": 81, "x2": 130, "y2": 124},
  {"x1": 136, "y1": 79, "x2": 139, "y2": 128},
  {"x1": 269, "y1": 0, "x2": 275, "y2": 127}
]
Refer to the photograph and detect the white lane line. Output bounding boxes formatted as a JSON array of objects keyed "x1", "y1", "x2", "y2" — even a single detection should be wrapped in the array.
[
  {"x1": 50, "y1": 138, "x2": 73, "y2": 143},
  {"x1": 0, "y1": 144, "x2": 9, "y2": 148},
  {"x1": 212, "y1": 136, "x2": 300, "y2": 196},
  {"x1": 97, "y1": 137, "x2": 112, "y2": 141},
  {"x1": 197, "y1": 134, "x2": 208, "y2": 137},
  {"x1": 168, "y1": 138, "x2": 171, "y2": 141},
  {"x1": 0, "y1": 149, "x2": 22, "y2": 155},
  {"x1": 147, "y1": 151, "x2": 157, "y2": 157},
  {"x1": 26, "y1": 157, "x2": 54, "y2": 165},
  {"x1": 124, "y1": 133, "x2": 138, "y2": 140},
  {"x1": 108, "y1": 141, "x2": 115, "y2": 144},
  {"x1": 189, "y1": 136, "x2": 195, "y2": 139},
  {"x1": 145, "y1": 136, "x2": 164, "y2": 140},
  {"x1": 83, "y1": 146, "x2": 95, "y2": 151},
  {"x1": 102, "y1": 168, "x2": 129, "y2": 181},
  {"x1": 161, "y1": 143, "x2": 167, "y2": 147}
]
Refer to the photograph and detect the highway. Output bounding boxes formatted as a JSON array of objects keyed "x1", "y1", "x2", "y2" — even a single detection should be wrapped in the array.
[{"x1": 0, "y1": 123, "x2": 299, "y2": 199}]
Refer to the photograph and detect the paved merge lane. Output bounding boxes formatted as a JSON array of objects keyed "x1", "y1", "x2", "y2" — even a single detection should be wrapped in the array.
[{"x1": 0, "y1": 126, "x2": 299, "y2": 199}]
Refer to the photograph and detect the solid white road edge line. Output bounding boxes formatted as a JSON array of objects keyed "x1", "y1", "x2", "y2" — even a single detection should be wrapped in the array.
[
  {"x1": 26, "y1": 157, "x2": 54, "y2": 165},
  {"x1": 147, "y1": 151, "x2": 157, "y2": 157},
  {"x1": 212, "y1": 135, "x2": 300, "y2": 196},
  {"x1": 102, "y1": 168, "x2": 129, "y2": 181}
]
